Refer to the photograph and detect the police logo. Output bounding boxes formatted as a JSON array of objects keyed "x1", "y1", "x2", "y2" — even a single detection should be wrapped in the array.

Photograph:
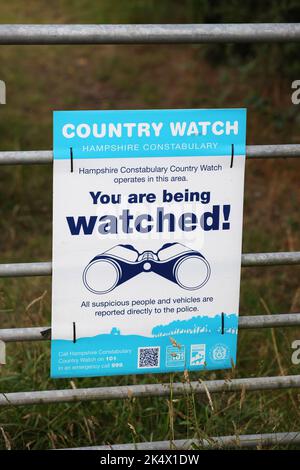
[{"x1": 209, "y1": 343, "x2": 229, "y2": 362}]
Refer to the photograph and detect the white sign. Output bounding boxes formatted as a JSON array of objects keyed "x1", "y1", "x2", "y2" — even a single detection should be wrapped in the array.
[{"x1": 51, "y1": 108, "x2": 246, "y2": 378}]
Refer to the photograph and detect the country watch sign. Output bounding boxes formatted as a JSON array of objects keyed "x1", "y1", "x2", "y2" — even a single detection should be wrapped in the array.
[{"x1": 51, "y1": 108, "x2": 246, "y2": 378}]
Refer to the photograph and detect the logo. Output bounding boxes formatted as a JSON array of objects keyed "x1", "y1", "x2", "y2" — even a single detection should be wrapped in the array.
[
  {"x1": 166, "y1": 346, "x2": 185, "y2": 368},
  {"x1": 209, "y1": 343, "x2": 230, "y2": 362},
  {"x1": 190, "y1": 344, "x2": 206, "y2": 366}
]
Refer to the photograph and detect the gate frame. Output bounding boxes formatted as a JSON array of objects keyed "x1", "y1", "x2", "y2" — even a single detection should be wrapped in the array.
[{"x1": 0, "y1": 23, "x2": 300, "y2": 450}]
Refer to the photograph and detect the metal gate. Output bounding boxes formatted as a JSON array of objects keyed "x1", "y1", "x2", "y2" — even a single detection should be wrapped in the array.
[{"x1": 0, "y1": 23, "x2": 300, "y2": 450}]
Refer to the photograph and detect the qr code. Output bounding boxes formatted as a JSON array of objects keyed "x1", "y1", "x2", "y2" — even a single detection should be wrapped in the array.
[{"x1": 138, "y1": 347, "x2": 160, "y2": 368}]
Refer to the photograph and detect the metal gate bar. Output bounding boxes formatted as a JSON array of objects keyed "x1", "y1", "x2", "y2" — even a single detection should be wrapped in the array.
[
  {"x1": 0, "y1": 252, "x2": 299, "y2": 278},
  {"x1": 0, "y1": 24, "x2": 300, "y2": 45},
  {"x1": 69, "y1": 431, "x2": 300, "y2": 450},
  {"x1": 1, "y1": 375, "x2": 300, "y2": 407},
  {"x1": 0, "y1": 144, "x2": 300, "y2": 165},
  {"x1": 1, "y1": 313, "x2": 300, "y2": 343}
]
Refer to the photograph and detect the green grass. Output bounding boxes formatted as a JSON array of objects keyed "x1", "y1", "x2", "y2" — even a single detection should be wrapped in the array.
[{"x1": 0, "y1": 0, "x2": 300, "y2": 450}]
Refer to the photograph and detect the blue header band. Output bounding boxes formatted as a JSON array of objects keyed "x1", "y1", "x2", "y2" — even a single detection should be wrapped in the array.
[{"x1": 53, "y1": 108, "x2": 246, "y2": 159}]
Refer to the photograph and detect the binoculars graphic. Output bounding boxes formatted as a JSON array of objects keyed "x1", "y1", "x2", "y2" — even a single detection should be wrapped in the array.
[{"x1": 83, "y1": 242, "x2": 211, "y2": 295}]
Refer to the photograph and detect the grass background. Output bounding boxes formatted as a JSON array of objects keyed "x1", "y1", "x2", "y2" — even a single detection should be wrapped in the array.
[{"x1": 0, "y1": 0, "x2": 300, "y2": 449}]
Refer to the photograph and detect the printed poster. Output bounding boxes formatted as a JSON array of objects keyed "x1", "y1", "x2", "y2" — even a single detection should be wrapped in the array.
[{"x1": 51, "y1": 108, "x2": 246, "y2": 378}]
